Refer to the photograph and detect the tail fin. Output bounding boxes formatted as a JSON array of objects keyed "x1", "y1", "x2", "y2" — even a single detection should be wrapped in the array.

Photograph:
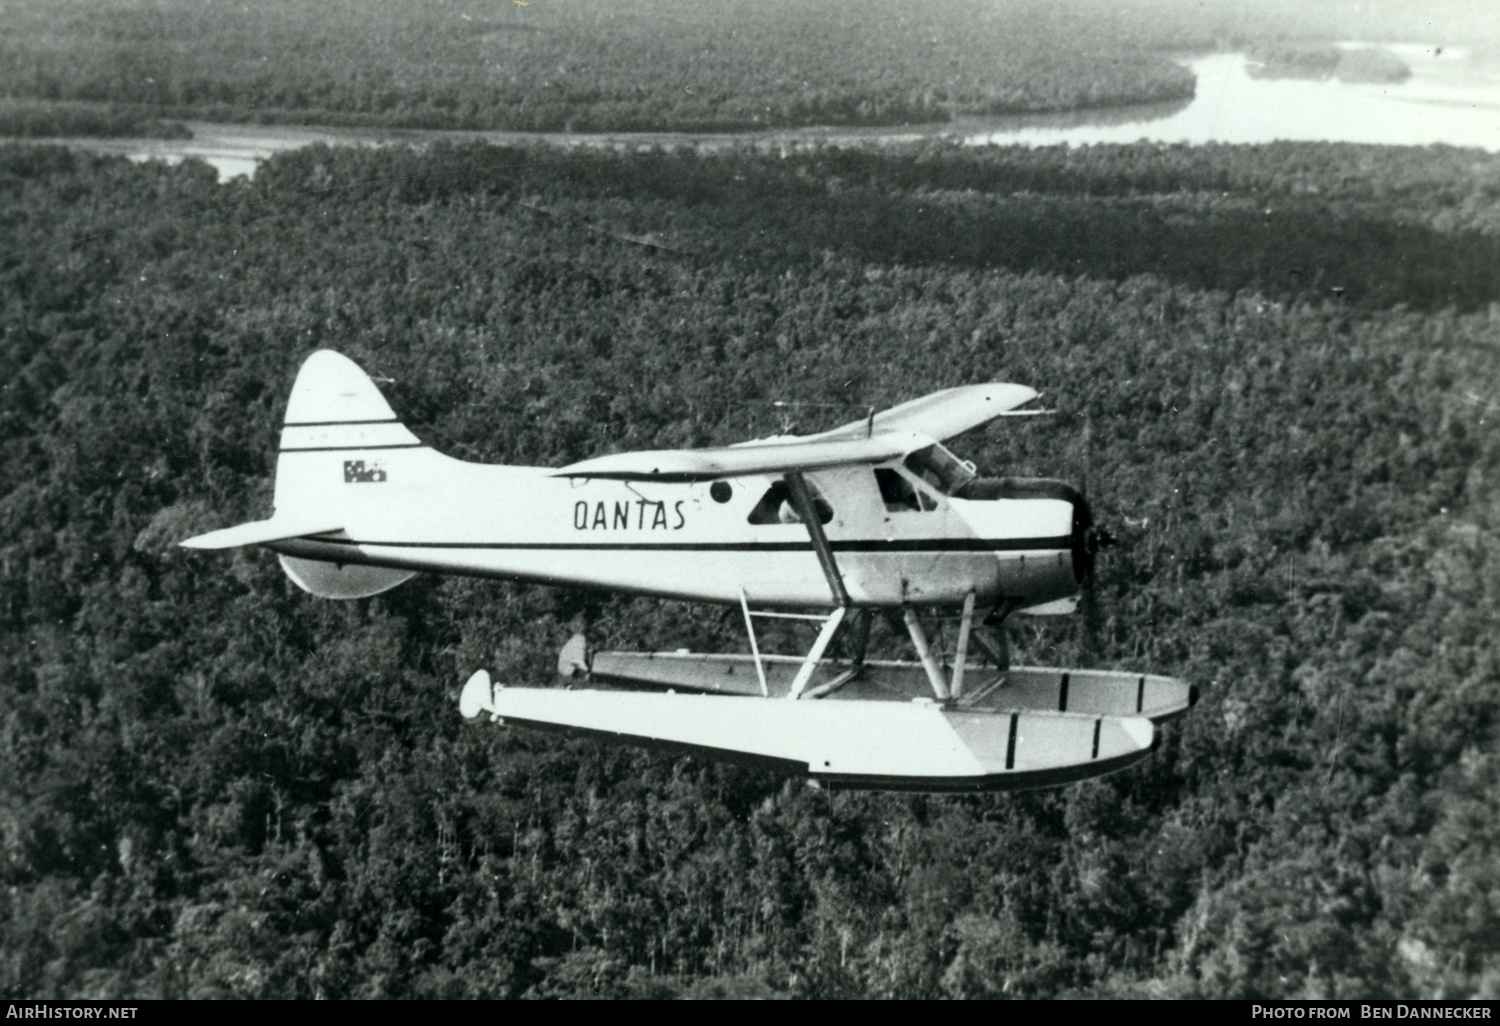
[
  {"x1": 272, "y1": 350, "x2": 424, "y2": 518},
  {"x1": 182, "y1": 350, "x2": 426, "y2": 599}
]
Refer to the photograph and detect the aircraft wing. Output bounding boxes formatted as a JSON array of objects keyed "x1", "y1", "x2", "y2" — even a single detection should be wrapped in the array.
[
  {"x1": 552, "y1": 430, "x2": 927, "y2": 481},
  {"x1": 551, "y1": 385, "x2": 1038, "y2": 480},
  {"x1": 809, "y1": 383, "x2": 1041, "y2": 443}
]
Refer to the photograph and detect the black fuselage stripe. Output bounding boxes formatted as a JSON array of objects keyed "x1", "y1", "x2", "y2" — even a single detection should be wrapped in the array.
[
  {"x1": 279, "y1": 443, "x2": 426, "y2": 452},
  {"x1": 283, "y1": 418, "x2": 401, "y2": 427},
  {"x1": 303, "y1": 536, "x2": 1073, "y2": 554},
  {"x1": 1005, "y1": 713, "x2": 1019, "y2": 770}
]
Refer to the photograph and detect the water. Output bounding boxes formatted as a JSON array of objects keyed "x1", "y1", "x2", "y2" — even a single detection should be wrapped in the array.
[
  {"x1": 111, "y1": 122, "x2": 397, "y2": 181},
  {"x1": 966, "y1": 47, "x2": 1500, "y2": 150},
  {"x1": 128, "y1": 151, "x2": 260, "y2": 181},
  {"x1": 69, "y1": 45, "x2": 1500, "y2": 181}
]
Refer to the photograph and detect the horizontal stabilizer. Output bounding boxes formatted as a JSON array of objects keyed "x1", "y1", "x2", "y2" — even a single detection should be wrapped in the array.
[
  {"x1": 460, "y1": 678, "x2": 1156, "y2": 792},
  {"x1": 461, "y1": 669, "x2": 496, "y2": 719},
  {"x1": 1018, "y1": 597, "x2": 1079, "y2": 616},
  {"x1": 552, "y1": 431, "x2": 925, "y2": 481},
  {"x1": 179, "y1": 517, "x2": 343, "y2": 550}
]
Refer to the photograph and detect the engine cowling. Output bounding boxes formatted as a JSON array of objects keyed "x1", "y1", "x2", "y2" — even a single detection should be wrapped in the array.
[{"x1": 955, "y1": 476, "x2": 1105, "y2": 584}]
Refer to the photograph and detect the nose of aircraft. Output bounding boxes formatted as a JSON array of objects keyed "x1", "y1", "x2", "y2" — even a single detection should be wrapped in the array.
[{"x1": 1070, "y1": 492, "x2": 1115, "y2": 584}]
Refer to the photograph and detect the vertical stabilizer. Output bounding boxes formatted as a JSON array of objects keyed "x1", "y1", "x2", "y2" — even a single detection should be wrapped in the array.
[
  {"x1": 273, "y1": 350, "x2": 425, "y2": 518},
  {"x1": 270, "y1": 351, "x2": 429, "y2": 597},
  {"x1": 179, "y1": 350, "x2": 429, "y2": 598}
]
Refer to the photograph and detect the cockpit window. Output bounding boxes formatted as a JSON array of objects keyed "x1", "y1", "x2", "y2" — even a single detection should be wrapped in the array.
[
  {"x1": 875, "y1": 468, "x2": 937, "y2": 512},
  {"x1": 748, "y1": 479, "x2": 833, "y2": 525},
  {"x1": 904, "y1": 443, "x2": 977, "y2": 496}
]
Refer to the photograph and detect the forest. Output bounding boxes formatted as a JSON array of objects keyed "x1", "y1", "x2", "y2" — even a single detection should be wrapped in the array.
[
  {"x1": 0, "y1": 0, "x2": 1200, "y2": 136},
  {"x1": 5, "y1": 0, "x2": 1495, "y2": 139},
  {"x1": 1, "y1": 136, "x2": 1498, "y2": 999},
  {"x1": 0, "y1": 101, "x2": 190, "y2": 141}
]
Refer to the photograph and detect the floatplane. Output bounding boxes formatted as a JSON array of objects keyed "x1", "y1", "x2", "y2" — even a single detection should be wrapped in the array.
[{"x1": 183, "y1": 350, "x2": 1194, "y2": 792}]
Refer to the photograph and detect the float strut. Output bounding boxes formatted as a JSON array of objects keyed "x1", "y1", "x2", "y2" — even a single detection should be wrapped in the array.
[
  {"x1": 903, "y1": 609, "x2": 950, "y2": 702},
  {"x1": 739, "y1": 588, "x2": 770, "y2": 698},
  {"x1": 804, "y1": 609, "x2": 870, "y2": 700},
  {"x1": 788, "y1": 606, "x2": 848, "y2": 700},
  {"x1": 950, "y1": 591, "x2": 976, "y2": 699}
]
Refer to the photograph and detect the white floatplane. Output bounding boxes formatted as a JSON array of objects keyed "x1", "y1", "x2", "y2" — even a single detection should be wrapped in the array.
[{"x1": 183, "y1": 350, "x2": 1194, "y2": 792}]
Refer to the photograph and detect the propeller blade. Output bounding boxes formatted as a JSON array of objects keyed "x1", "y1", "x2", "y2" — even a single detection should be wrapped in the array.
[
  {"x1": 1077, "y1": 408, "x2": 1109, "y2": 660},
  {"x1": 1081, "y1": 558, "x2": 1102, "y2": 659},
  {"x1": 1081, "y1": 411, "x2": 1093, "y2": 506}
]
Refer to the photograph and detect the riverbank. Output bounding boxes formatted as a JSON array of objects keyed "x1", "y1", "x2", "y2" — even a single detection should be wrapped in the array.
[
  {"x1": 20, "y1": 94, "x2": 1200, "y2": 183},
  {"x1": 26, "y1": 46, "x2": 1496, "y2": 184}
]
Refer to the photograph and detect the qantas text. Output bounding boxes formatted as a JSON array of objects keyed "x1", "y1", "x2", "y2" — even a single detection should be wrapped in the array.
[{"x1": 574, "y1": 500, "x2": 686, "y2": 531}]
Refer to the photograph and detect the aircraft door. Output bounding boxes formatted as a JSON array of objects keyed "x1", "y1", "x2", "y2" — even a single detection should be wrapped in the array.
[{"x1": 874, "y1": 445, "x2": 993, "y2": 604}]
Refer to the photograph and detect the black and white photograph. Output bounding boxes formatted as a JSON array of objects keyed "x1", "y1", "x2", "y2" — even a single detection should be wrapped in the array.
[{"x1": 2, "y1": 0, "x2": 1498, "y2": 1001}]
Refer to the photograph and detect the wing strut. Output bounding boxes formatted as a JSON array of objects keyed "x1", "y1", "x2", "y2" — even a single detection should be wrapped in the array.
[
  {"x1": 743, "y1": 474, "x2": 859, "y2": 701},
  {"x1": 785, "y1": 471, "x2": 850, "y2": 608}
]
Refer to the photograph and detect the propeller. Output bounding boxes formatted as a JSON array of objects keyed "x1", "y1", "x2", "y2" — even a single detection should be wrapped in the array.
[{"x1": 1075, "y1": 412, "x2": 1117, "y2": 660}]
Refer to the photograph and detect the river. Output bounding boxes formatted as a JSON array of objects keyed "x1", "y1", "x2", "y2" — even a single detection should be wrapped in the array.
[
  {"x1": 56, "y1": 46, "x2": 1500, "y2": 182},
  {"x1": 966, "y1": 47, "x2": 1500, "y2": 150}
]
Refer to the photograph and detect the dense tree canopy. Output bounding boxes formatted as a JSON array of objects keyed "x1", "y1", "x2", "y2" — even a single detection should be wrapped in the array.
[
  {"x1": 0, "y1": 0, "x2": 1199, "y2": 134},
  {"x1": 1, "y1": 138, "x2": 1498, "y2": 998}
]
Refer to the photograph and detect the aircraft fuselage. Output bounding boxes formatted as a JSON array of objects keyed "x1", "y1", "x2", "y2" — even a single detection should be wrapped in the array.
[{"x1": 270, "y1": 444, "x2": 1081, "y2": 609}]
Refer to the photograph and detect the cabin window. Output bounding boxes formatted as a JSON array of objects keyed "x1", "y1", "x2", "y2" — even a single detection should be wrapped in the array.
[
  {"x1": 875, "y1": 468, "x2": 937, "y2": 512},
  {"x1": 904, "y1": 443, "x2": 977, "y2": 496},
  {"x1": 747, "y1": 479, "x2": 833, "y2": 525}
]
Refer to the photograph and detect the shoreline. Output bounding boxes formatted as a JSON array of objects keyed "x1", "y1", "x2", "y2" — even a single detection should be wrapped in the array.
[{"x1": 8, "y1": 45, "x2": 1498, "y2": 182}]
